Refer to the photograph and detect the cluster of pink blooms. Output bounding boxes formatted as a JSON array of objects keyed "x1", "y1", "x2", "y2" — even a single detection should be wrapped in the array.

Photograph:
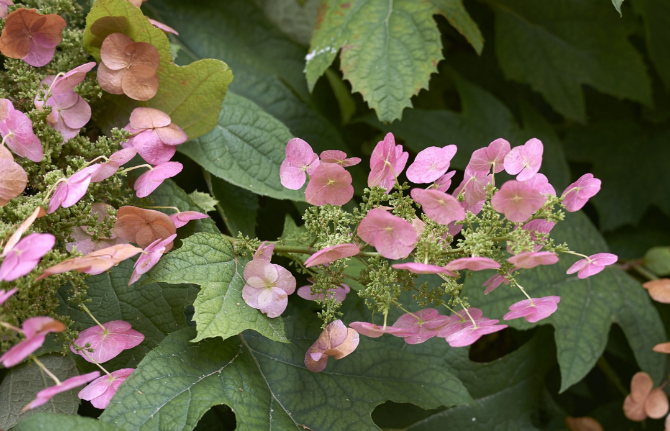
[
  {"x1": 271, "y1": 133, "x2": 617, "y2": 372},
  {"x1": 0, "y1": 289, "x2": 143, "y2": 410}
]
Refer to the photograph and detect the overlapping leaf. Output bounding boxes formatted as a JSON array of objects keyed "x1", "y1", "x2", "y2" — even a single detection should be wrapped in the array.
[
  {"x1": 99, "y1": 317, "x2": 471, "y2": 431},
  {"x1": 83, "y1": 0, "x2": 233, "y2": 139},
  {"x1": 14, "y1": 413, "x2": 123, "y2": 431},
  {"x1": 490, "y1": 0, "x2": 651, "y2": 122},
  {"x1": 633, "y1": 0, "x2": 670, "y2": 89},
  {"x1": 306, "y1": 0, "x2": 484, "y2": 122},
  {"x1": 205, "y1": 172, "x2": 259, "y2": 237},
  {"x1": 150, "y1": 179, "x2": 220, "y2": 237},
  {"x1": 146, "y1": 233, "x2": 288, "y2": 343},
  {"x1": 462, "y1": 211, "x2": 666, "y2": 391}
]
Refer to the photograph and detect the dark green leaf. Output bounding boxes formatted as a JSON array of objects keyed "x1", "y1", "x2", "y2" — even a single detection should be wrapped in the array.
[
  {"x1": 644, "y1": 246, "x2": 670, "y2": 276},
  {"x1": 253, "y1": 0, "x2": 320, "y2": 46},
  {"x1": 150, "y1": 179, "x2": 220, "y2": 236},
  {"x1": 147, "y1": 233, "x2": 288, "y2": 343},
  {"x1": 491, "y1": 0, "x2": 651, "y2": 121},
  {"x1": 205, "y1": 172, "x2": 259, "y2": 237},
  {"x1": 100, "y1": 316, "x2": 471, "y2": 431},
  {"x1": 325, "y1": 69, "x2": 357, "y2": 125},
  {"x1": 633, "y1": 0, "x2": 670, "y2": 89},
  {"x1": 306, "y1": 0, "x2": 484, "y2": 122},
  {"x1": 0, "y1": 355, "x2": 80, "y2": 430},
  {"x1": 14, "y1": 413, "x2": 123, "y2": 431}
]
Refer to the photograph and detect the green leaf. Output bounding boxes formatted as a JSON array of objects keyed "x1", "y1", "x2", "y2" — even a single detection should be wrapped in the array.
[
  {"x1": 100, "y1": 317, "x2": 471, "y2": 431},
  {"x1": 325, "y1": 69, "x2": 357, "y2": 125},
  {"x1": 205, "y1": 172, "x2": 259, "y2": 237},
  {"x1": 633, "y1": 0, "x2": 670, "y2": 89},
  {"x1": 644, "y1": 246, "x2": 670, "y2": 276},
  {"x1": 463, "y1": 211, "x2": 666, "y2": 392},
  {"x1": 0, "y1": 355, "x2": 80, "y2": 430},
  {"x1": 149, "y1": 179, "x2": 220, "y2": 237},
  {"x1": 253, "y1": 0, "x2": 320, "y2": 46},
  {"x1": 83, "y1": 0, "x2": 233, "y2": 140},
  {"x1": 491, "y1": 0, "x2": 651, "y2": 122},
  {"x1": 306, "y1": 0, "x2": 483, "y2": 122},
  {"x1": 279, "y1": 214, "x2": 312, "y2": 249},
  {"x1": 613, "y1": 0, "x2": 624, "y2": 15},
  {"x1": 188, "y1": 191, "x2": 219, "y2": 214},
  {"x1": 180, "y1": 93, "x2": 304, "y2": 201},
  {"x1": 14, "y1": 413, "x2": 123, "y2": 431},
  {"x1": 58, "y1": 259, "x2": 199, "y2": 369},
  {"x1": 564, "y1": 121, "x2": 670, "y2": 230},
  {"x1": 146, "y1": 233, "x2": 288, "y2": 344}
]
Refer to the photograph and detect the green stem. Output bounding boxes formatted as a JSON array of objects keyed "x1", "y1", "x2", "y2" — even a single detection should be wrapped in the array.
[
  {"x1": 221, "y1": 234, "x2": 380, "y2": 257},
  {"x1": 596, "y1": 356, "x2": 627, "y2": 396},
  {"x1": 145, "y1": 206, "x2": 180, "y2": 213},
  {"x1": 73, "y1": 343, "x2": 113, "y2": 378},
  {"x1": 0, "y1": 321, "x2": 23, "y2": 333},
  {"x1": 81, "y1": 304, "x2": 106, "y2": 334},
  {"x1": 631, "y1": 264, "x2": 659, "y2": 281},
  {"x1": 33, "y1": 356, "x2": 61, "y2": 385}
]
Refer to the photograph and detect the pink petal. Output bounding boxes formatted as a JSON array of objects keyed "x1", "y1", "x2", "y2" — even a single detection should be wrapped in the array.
[
  {"x1": 392, "y1": 262, "x2": 456, "y2": 276},
  {"x1": 148, "y1": 18, "x2": 179, "y2": 35},
  {"x1": 446, "y1": 257, "x2": 500, "y2": 271},
  {"x1": 304, "y1": 163, "x2": 354, "y2": 206},
  {"x1": 508, "y1": 251, "x2": 559, "y2": 269},
  {"x1": 357, "y1": 208, "x2": 416, "y2": 260},
  {"x1": 320, "y1": 150, "x2": 361, "y2": 167},
  {"x1": 491, "y1": 180, "x2": 546, "y2": 223},
  {"x1": 62, "y1": 165, "x2": 100, "y2": 208},
  {"x1": 0, "y1": 288, "x2": 17, "y2": 306},
  {"x1": 22, "y1": 39, "x2": 56, "y2": 67},
  {"x1": 561, "y1": 173, "x2": 601, "y2": 212},
  {"x1": 435, "y1": 170, "x2": 456, "y2": 192},
  {"x1": 280, "y1": 159, "x2": 307, "y2": 190},
  {"x1": 134, "y1": 162, "x2": 183, "y2": 198},
  {"x1": 23, "y1": 372, "x2": 100, "y2": 412},
  {"x1": 242, "y1": 284, "x2": 263, "y2": 309},
  {"x1": 132, "y1": 130, "x2": 176, "y2": 165},
  {"x1": 110, "y1": 148, "x2": 137, "y2": 165},
  {"x1": 467, "y1": 138, "x2": 510, "y2": 174},
  {"x1": 411, "y1": 188, "x2": 465, "y2": 225},
  {"x1": 274, "y1": 264, "x2": 296, "y2": 294},
  {"x1": 3, "y1": 110, "x2": 43, "y2": 162},
  {"x1": 244, "y1": 259, "x2": 278, "y2": 288},
  {"x1": 483, "y1": 272, "x2": 511, "y2": 295},
  {"x1": 90, "y1": 161, "x2": 120, "y2": 183},
  {"x1": 348, "y1": 321, "x2": 408, "y2": 338},
  {"x1": 257, "y1": 286, "x2": 288, "y2": 318},
  {"x1": 155, "y1": 123, "x2": 188, "y2": 146},
  {"x1": 297, "y1": 283, "x2": 349, "y2": 302},
  {"x1": 254, "y1": 241, "x2": 275, "y2": 261},
  {"x1": 52, "y1": 62, "x2": 96, "y2": 94},
  {"x1": 169, "y1": 211, "x2": 209, "y2": 228},
  {"x1": 368, "y1": 133, "x2": 397, "y2": 190},
  {"x1": 79, "y1": 368, "x2": 133, "y2": 409},
  {"x1": 59, "y1": 95, "x2": 91, "y2": 129},
  {"x1": 524, "y1": 173, "x2": 555, "y2": 196},
  {"x1": 406, "y1": 145, "x2": 457, "y2": 184},
  {"x1": 0, "y1": 334, "x2": 46, "y2": 367},
  {"x1": 453, "y1": 168, "x2": 492, "y2": 205},
  {"x1": 286, "y1": 138, "x2": 319, "y2": 168},
  {"x1": 304, "y1": 243, "x2": 359, "y2": 267},
  {"x1": 504, "y1": 138, "x2": 543, "y2": 181}
]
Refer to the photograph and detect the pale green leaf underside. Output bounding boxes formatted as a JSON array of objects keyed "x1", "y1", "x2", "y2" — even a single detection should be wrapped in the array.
[
  {"x1": 146, "y1": 233, "x2": 288, "y2": 344},
  {"x1": 100, "y1": 317, "x2": 470, "y2": 431},
  {"x1": 492, "y1": 0, "x2": 651, "y2": 122},
  {"x1": 612, "y1": 0, "x2": 624, "y2": 15},
  {"x1": 83, "y1": 0, "x2": 232, "y2": 139},
  {"x1": 306, "y1": 0, "x2": 483, "y2": 122},
  {"x1": 0, "y1": 355, "x2": 80, "y2": 430},
  {"x1": 463, "y1": 211, "x2": 666, "y2": 392},
  {"x1": 180, "y1": 93, "x2": 305, "y2": 201}
]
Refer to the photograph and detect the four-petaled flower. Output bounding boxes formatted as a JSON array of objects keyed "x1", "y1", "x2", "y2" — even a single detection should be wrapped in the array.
[
  {"x1": 467, "y1": 138, "x2": 510, "y2": 174},
  {"x1": 566, "y1": 253, "x2": 617, "y2": 279},
  {"x1": 368, "y1": 133, "x2": 408, "y2": 192},
  {"x1": 491, "y1": 180, "x2": 546, "y2": 223},
  {"x1": 124, "y1": 107, "x2": 188, "y2": 165},
  {"x1": 78, "y1": 368, "x2": 134, "y2": 409},
  {"x1": 504, "y1": 138, "x2": 543, "y2": 181},
  {"x1": 406, "y1": 145, "x2": 457, "y2": 184},
  {"x1": 411, "y1": 188, "x2": 465, "y2": 225},
  {"x1": 0, "y1": 8, "x2": 66, "y2": 67},
  {"x1": 357, "y1": 208, "x2": 416, "y2": 260},
  {"x1": 280, "y1": 138, "x2": 320, "y2": 190},
  {"x1": 561, "y1": 173, "x2": 601, "y2": 212},
  {"x1": 304, "y1": 163, "x2": 354, "y2": 206},
  {"x1": 72, "y1": 320, "x2": 144, "y2": 364},
  {"x1": 242, "y1": 258, "x2": 296, "y2": 318},
  {"x1": 304, "y1": 320, "x2": 359, "y2": 372},
  {"x1": 503, "y1": 296, "x2": 561, "y2": 323}
]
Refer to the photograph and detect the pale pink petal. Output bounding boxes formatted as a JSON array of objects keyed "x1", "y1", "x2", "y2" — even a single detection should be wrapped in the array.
[
  {"x1": 257, "y1": 286, "x2": 288, "y2": 318},
  {"x1": 406, "y1": 145, "x2": 457, "y2": 184},
  {"x1": 446, "y1": 257, "x2": 500, "y2": 271},
  {"x1": 110, "y1": 148, "x2": 137, "y2": 165},
  {"x1": 253, "y1": 241, "x2": 274, "y2": 261},
  {"x1": 155, "y1": 123, "x2": 188, "y2": 146},
  {"x1": 242, "y1": 285, "x2": 263, "y2": 309},
  {"x1": 90, "y1": 162, "x2": 120, "y2": 183},
  {"x1": 411, "y1": 188, "x2": 465, "y2": 225},
  {"x1": 22, "y1": 39, "x2": 56, "y2": 68},
  {"x1": 434, "y1": 170, "x2": 456, "y2": 192},
  {"x1": 524, "y1": 173, "x2": 555, "y2": 196},
  {"x1": 286, "y1": 138, "x2": 319, "y2": 168},
  {"x1": 504, "y1": 138, "x2": 543, "y2": 181},
  {"x1": 483, "y1": 271, "x2": 511, "y2": 295},
  {"x1": 274, "y1": 264, "x2": 296, "y2": 295},
  {"x1": 368, "y1": 133, "x2": 397, "y2": 190},
  {"x1": 148, "y1": 18, "x2": 179, "y2": 35},
  {"x1": 392, "y1": 262, "x2": 456, "y2": 276},
  {"x1": 62, "y1": 165, "x2": 101, "y2": 208},
  {"x1": 0, "y1": 233, "x2": 54, "y2": 281},
  {"x1": 132, "y1": 130, "x2": 176, "y2": 165},
  {"x1": 561, "y1": 174, "x2": 601, "y2": 212},
  {"x1": 508, "y1": 251, "x2": 559, "y2": 269},
  {"x1": 52, "y1": 62, "x2": 96, "y2": 94},
  {"x1": 503, "y1": 296, "x2": 560, "y2": 323},
  {"x1": 23, "y1": 372, "x2": 100, "y2": 412},
  {"x1": 134, "y1": 162, "x2": 183, "y2": 198},
  {"x1": 297, "y1": 283, "x2": 349, "y2": 302},
  {"x1": 169, "y1": 211, "x2": 209, "y2": 228},
  {"x1": 453, "y1": 168, "x2": 492, "y2": 205},
  {"x1": 59, "y1": 95, "x2": 91, "y2": 129},
  {"x1": 357, "y1": 208, "x2": 416, "y2": 260},
  {"x1": 491, "y1": 180, "x2": 546, "y2": 223},
  {"x1": 348, "y1": 321, "x2": 408, "y2": 338},
  {"x1": 304, "y1": 163, "x2": 354, "y2": 206},
  {"x1": 280, "y1": 159, "x2": 307, "y2": 190},
  {"x1": 467, "y1": 138, "x2": 510, "y2": 174},
  {"x1": 0, "y1": 334, "x2": 46, "y2": 367},
  {"x1": 320, "y1": 150, "x2": 361, "y2": 167},
  {"x1": 0, "y1": 288, "x2": 17, "y2": 305},
  {"x1": 304, "y1": 243, "x2": 359, "y2": 267}
]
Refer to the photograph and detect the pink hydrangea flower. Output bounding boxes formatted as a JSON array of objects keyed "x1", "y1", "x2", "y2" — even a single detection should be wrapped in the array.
[
  {"x1": 368, "y1": 133, "x2": 408, "y2": 192},
  {"x1": 357, "y1": 208, "x2": 416, "y2": 260},
  {"x1": 392, "y1": 262, "x2": 456, "y2": 276},
  {"x1": 279, "y1": 138, "x2": 320, "y2": 190},
  {"x1": 304, "y1": 163, "x2": 354, "y2": 206},
  {"x1": 436, "y1": 308, "x2": 483, "y2": 339},
  {"x1": 304, "y1": 243, "x2": 359, "y2": 267},
  {"x1": 445, "y1": 317, "x2": 507, "y2": 347},
  {"x1": 453, "y1": 167, "x2": 492, "y2": 205},
  {"x1": 22, "y1": 372, "x2": 101, "y2": 412},
  {"x1": 297, "y1": 279, "x2": 350, "y2": 302},
  {"x1": 0, "y1": 98, "x2": 44, "y2": 162},
  {"x1": 445, "y1": 257, "x2": 500, "y2": 271},
  {"x1": 508, "y1": 251, "x2": 559, "y2": 269},
  {"x1": 124, "y1": 107, "x2": 188, "y2": 165},
  {"x1": 504, "y1": 138, "x2": 543, "y2": 181},
  {"x1": 169, "y1": 211, "x2": 209, "y2": 228},
  {"x1": 349, "y1": 321, "x2": 412, "y2": 338},
  {"x1": 78, "y1": 368, "x2": 134, "y2": 409},
  {"x1": 134, "y1": 162, "x2": 183, "y2": 198},
  {"x1": 0, "y1": 317, "x2": 65, "y2": 367},
  {"x1": 561, "y1": 173, "x2": 601, "y2": 212},
  {"x1": 304, "y1": 320, "x2": 359, "y2": 372},
  {"x1": 34, "y1": 63, "x2": 96, "y2": 142},
  {"x1": 566, "y1": 253, "x2": 618, "y2": 279},
  {"x1": 242, "y1": 259, "x2": 296, "y2": 318},
  {"x1": 72, "y1": 320, "x2": 144, "y2": 364},
  {"x1": 254, "y1": 241, "x2": 274, "y2": 261},
  {"x1": 435, "y1": 170, "x2": 456, "y2": 192},
  {"x1": 48, "y1": 165, "x2": 101, "y2": 214},
  {"x1": 320, "y1": 150, "x2": 361, "y2": 167},
  {"x1": 483, "y1": 271, "x2": 512, "y2": 295},
  {"x1": 0, "y1": 287, "x2": 17, "y2": 305},
  {"x1": 91, "y1": 148, "x2": 137, "y2": 183},
  {"x1": 0, "y1": 233, "x2": 55, "y2": 281},
  {"x1": 525, "y1": 173, "x2": 555, "y2": 196},
  {"x1": 406, "y1": 145, "x2": 457, "y2": 184},
  {"x1": 467, "y1": 138, "x2": 510, "y2": 174},
  {"x1": 411, "y1": 188, "x2": 465, "y2": 225},
  {"x1": 503, "y1": 296, "x2": 560, "y2": 323},
  {"x1": 392, "y1": 308, "x2": 443, "y2": 345},
  {"x1": 129, "y1": 234, "x2": 177, "y2": 285},
  {"x1": 491, "y1": 180, "x2": 546, "y2": 223},
  {"x1": 507, "y1": 219, "x2": 556, "y2": 254}
]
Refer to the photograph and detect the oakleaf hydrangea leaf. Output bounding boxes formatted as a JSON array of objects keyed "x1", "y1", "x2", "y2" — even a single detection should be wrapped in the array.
[
  {"x1": 0, "y1": 355, "x2": 80, "y2": 430},
  {"x1": 463, "y1": 211, "x2": 666, "y2": 392},
  {"x1": 83, "y1": 0, "x2": 233, "y2": 140},
  {"x1": 188, "y1": 190, "x2": 218, "y2": 213},
  {"x1": 99, "y1": 316, "x2": 470, "y2": 430},
  {"x1": 13, "y1": 413, "x2": 123, "y2": 431},
  {"x1": 491, "y1": 0, "x2": 651, "y2": 122},
  {"x1": 146, "y1": 233, "x2": 288, "y2": 343},
  {"x1": 306, "y1": 0, "x2": 484, "y2": 122}
]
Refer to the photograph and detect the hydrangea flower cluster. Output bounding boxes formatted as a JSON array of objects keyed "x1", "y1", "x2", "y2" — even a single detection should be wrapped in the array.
[{"x1": 246, "y1": 132, "x2": 613, "y2": 373}]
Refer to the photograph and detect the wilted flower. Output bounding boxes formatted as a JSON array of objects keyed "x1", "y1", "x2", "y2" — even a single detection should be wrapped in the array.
[
  {"x1": 0, "y1": 8, "x2": 66, "y2": 67},
  {"x1": 507, "y1": 251, "x2": 559, "y2": 269},
  {"x1": 467, "y1": 138, "x2": 510, "y2": 174},
  {"x1": 561, "y1": 173, "x2": 601, "y2": 212},
  {"x1": 357, "y1": 208, "x2": 416, "y2": 260},
  {"x1": 113, "y1": 206, "x2": 176, "y2": 250},
  {"x1": 503, "y1": 296, "x2": 560, "y2": 323},
  {"x1": 319, "y1": 150, "x2": 360, "y2": 167},
  {"x1": 304, "y1": 243, "x2": 359, "y2": 267},
  {"x1": 411, "y1": 188, "x2": 465, "y2": 225},
  {"x1": 491, "y1": 180, "x2": 546, "y2": 223},
  {"x1": 242, "y1": 259, "x2": 296, "y2": 318},
  {"x1": 297, "y1": 279, "x2": 350, "y2": 302},
  {"x1": 445, "y1": 257, "x2": 500, "y2": 271},
  {"x1": 78, "y1": 368, "x2": 134, "y2": 409},
  {"x1": 504, "y1": 138, "x2": 543, "y2": 181},
  {"x1": 0, "y1": 317, "x2": 66, "y2": 367},
  {"x1": 368, "y1": 133, "x2": 408, "y2": 192},
  {"x1": 0, "y1": 98, "x2": 44, "y2": 162},
  {"x1": 0, "y1": 233, "x2": 55, "y2": 281},
  {"x1": 72, "y1": 320, "x2": 144, "y2": 364},
  {"x1": 0, "y1": 146, "x2": 27, "y2": 206},
  {"x1": 124, "y1": 107, "x2": 188, "y2": 165},
  {"x1": 406, "y1": 145, "x2": 457, "y2": 184},
  {"x1": 304, "y1": 320, "x2": 359, "y2": 372},
  {"x1": 48, "y1": 165, "x2": 102, "y2": 214},
  {"x1": 566, "y1": 253, "x2": 617, "y2": 279},
  {"x1": 97, "y1": 33, "x2": 160, "y2": 101},
  {"x1": 134, "y1": 162, "x2": 183, "y2": 198},
  {"x1": 169, "y1": 211, "x2": 209, "y2": 228},
  {"x1": 623, "y1": 372, "x2": 669, "y2": 421},
  {"x1": 129, "y1": 234, "x2": 177, "y2": 285},
  {"x1": 36, "y1": 244, "x2": 142, "y2": 280},
  {"x1": 280, "y1": 138, "x2": 320, "y2": 190},
  {"x1": 304, "y1": 163, "x2": 354, "y2": 206},
  {"x1": 23, "y1": 372, "x2": 100, "y2": 412}
]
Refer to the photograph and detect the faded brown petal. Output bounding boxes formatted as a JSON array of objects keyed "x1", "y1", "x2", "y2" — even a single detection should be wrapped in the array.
[
  {"x1": 88, "y1": 243, "x2": 142, "y2": 263},
  {"x1": 155, "y1": 123, "x2": 188, "y2": 145},
  {"x1": 0, "y1": 99, "x2": 13, "y2": 123},
  {"x1": 125, "y1": 41, "x2": 160, "y2": 70},
  {"x1": 0, "y1": 9, "x2": 41, "y2": 58},
  {"x1": 324, "y1": 328, "x2": 359, "y2": 360},
  {"x1": 113, "y1": 206, "x2": 175, "y2": 250},
  {"x1": 644, "y1": 279, "x2": 670, "y2": 304},
  {"x1": 565, "y1": 416, "x2": 604, "y2": 431},
  {"x1": 129, "y1": 107, "x2": 171, "y2": 130},
  {"x1": 31, "y1": 13, "x2": 66, "y2": 48},
  {"x1": 623, "y1": 394, "x2": 647, "y2": 421},
  {"x1": 630, "y1": 371, "x2": 654, "y2": 403},
  {"x1": 89, "y1": 16, "x2": 129, "y2": 50},
  {"x1": 0, "y1": 145, "x2": 14, "y2": 160},
  {"x1": 123, "y1": 64, "x2": 159, "y2": 101},
  {"x1": 36, "y1": 244, "x2": 142, "y2": 280},
  {"x1": 0, "y1": 159, "x2": 27, "y2": 206},
  {"x1": 644, "y1": 387, "x2": 669, "y2": 419},
  {"x1": 97, "y1": 61, "x2": 125, "y2": 94},
  {"x1": 100, "y1": 32, "x2": 134, "y2": 70},
  {"x1": 653, "y1": 342, "x2": 670, "y2": 354}
]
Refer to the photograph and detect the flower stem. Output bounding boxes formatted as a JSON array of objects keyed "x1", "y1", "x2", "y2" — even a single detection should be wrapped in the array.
[
  {"x1": 560, "y1": 249, "x2": 590, "y2": 260},
  {"x1": 83, "y1": 155, "x2": 108, "y2": 167},
  {"x1": 81, "y1": 304, "x2": 106, "y2": 334},
  {"x1": 73, "y1": 343, "x2": 112, "y2": 378},
  {"x1": 32, "y1": 356, "x2": 62, "y2": 385},
  {"x1": 0, "y1": 321, "x2": 23, "y2": 333},
  {"x1": 515, "y1": 281, "x2": 533, "y2": 305},
  {"x1": 120, "y1": 164, "x2": 153, "y2": 174},
  {"x1": 631, "y1": 263, "x2": 659, "y2": 281},
  {"x1": 396, "y1": 304, "x2": 421, "y2": 322},
  {"x1": 382, "y1": 309, "x2": 388, "y2": 330},
  {"x1": 145, "y1": 206, "x2": 180, "y2": 213},
  {"x1": 42, "y1": 178, "x2": 66, "y2": 203}
]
